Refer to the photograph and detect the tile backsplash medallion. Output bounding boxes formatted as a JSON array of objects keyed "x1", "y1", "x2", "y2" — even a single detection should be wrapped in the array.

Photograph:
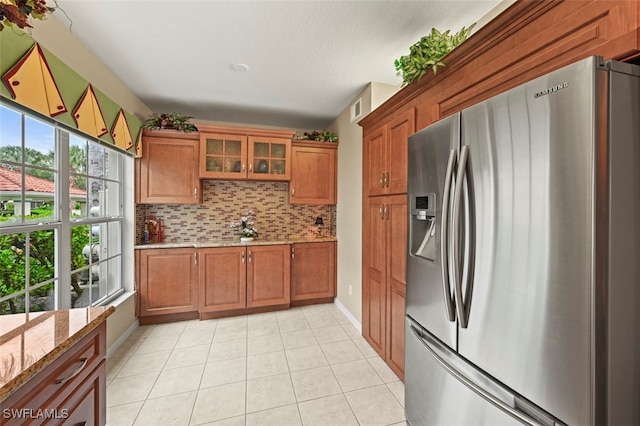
[{"x1": 135, "y1": 180, "x2": 336, "y2": 245}]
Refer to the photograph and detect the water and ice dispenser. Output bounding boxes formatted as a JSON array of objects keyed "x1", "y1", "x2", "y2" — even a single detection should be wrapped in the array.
[{"x1": 410, "y1": 194, "x2": 437, "y2": 261}]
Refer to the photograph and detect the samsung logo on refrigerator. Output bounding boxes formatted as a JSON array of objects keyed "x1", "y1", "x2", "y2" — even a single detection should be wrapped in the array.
[{"x1": 534, "y1": 82, "x2": 569, "y2": 98}]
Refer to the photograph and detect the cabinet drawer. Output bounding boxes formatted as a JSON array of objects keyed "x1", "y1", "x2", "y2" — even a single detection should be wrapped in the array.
[{"x1": 2, "y1": 323, "x2": 105, "y2": 425}]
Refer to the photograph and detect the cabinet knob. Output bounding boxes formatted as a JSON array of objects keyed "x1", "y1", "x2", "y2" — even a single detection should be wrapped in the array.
[
  {"x1": 291, "y1": 188, "x2": 295, "y2": 197},
  {"x1": 194, "y1": 187, "x2": 198, "y2": 198},
  {"x1": 291, "y1": 248, "x2": 295, "y2": 259},
  {"x1": 249, "y1": 163, "x2": 253, "y2": 173},
  {"x1": 248, "y1": 251, "x2": 252, "y2": 263},
  {"x1": 379, "y1": 173, "x2": 384, "y2": 187},
  {"x1": 55, "y1": 358, "x2": 88, "y2": 384},
  {"x1": 242, "y1": 251, "x2": 245, "y2": 263},
  {"x1": 242, "y1": 162, "x2": 245, "y2": 172}
]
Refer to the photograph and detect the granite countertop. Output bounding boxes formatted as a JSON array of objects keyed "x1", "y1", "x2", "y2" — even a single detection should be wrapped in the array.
[
  {"x1": 0, "y1": 306, "x2": 115, "y2": 402},
  {"x1": 135, "y1": 236, "x2": 337, "y2": 250}
]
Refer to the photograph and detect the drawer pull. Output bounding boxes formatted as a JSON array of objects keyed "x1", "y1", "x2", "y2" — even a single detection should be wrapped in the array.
[{"x1": 55, "y1": 357, "x2": 88, "y2": 384}]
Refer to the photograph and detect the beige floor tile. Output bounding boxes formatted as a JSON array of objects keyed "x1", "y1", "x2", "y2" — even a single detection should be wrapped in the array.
[
  {"x1": 353, "y1": 337, "x2": 380, "y2": 358},
  {"x1": 248, "y1": 321, "x2": 280, "y2": 338},
  {"x1": 387, "y1": 380, "x2": 405, "y2": 408},
  {"x1": 106, "y1": 401, "x2": 143, "y2": 426},
  {"x1": 246, "y1": 373, "x2": 296, "y2": 413},
  {"x1": 312, "y1": 325, "x2": 350, "y2": 344},
  {"x1": 117, "y1": 350, "x2": 171, "y2": 378},
  {"x1": 246, "y1": 351, "x2": 289, "y2": 379},
  {"x1": 215, "y1": 315, "x2": 248, "y2": 330},
  {"x1": 134, "y1": 390, "x2": 197, "y2": 426},
  {"x1": 304, "y1": 313, "x2": 340, "y2": 329},
  {"x1": 175, "y1": 329, "x2": 215, "y2": 349},
  {"x1": 190, "y1": 382, "x2": 246, "y2": 425},
  {"x1": 107, "y1": 356, "x2": 130, "y2": 380},
  {"x1": 345, "y1": 384, "x2": 405, "y2": 426},
  {"x1": 247, "y1": 333, "x2": 284, "y2": 356},
  {"x1": 298, "y1": 394, "x2": 359, "y2": 426},
  {"x1": 285, "y1": 346, "x2": 328, "y2": 372},
  {"x1": 341, "y1": 323, "x2": 361, "y2": 339},
  {"x1": 331, "y1": 310, "x2": 355, "y2": 325},
  {"x1": 208, "y1": 338, "x2": 246, "y2": 362},
  {"x1": 213, "y1": 326, "x2": 247, "y2": 342},
  {"x1": 290, "y1": 365, "x2": 342, "y2": 402},
  {"x1": 129, "y1": 325, "x2": 155, "y2": 339},
  {"x1": 200, "y1": 357, "x2": 246, "y2": 388},
  {"x1": 247, "y1": 311, "x2": 277, "y2": 324},
  {"x1": 368, "y1": 356, "x2": 401, "y2": 383},
  {"x1": 321, "y1": 340, "x2": 364, "y2": 365},
  {"x1": 184, "y1": 318, "x2": 218, "y2": 331},
  {"x1": 331, "y1": 359, "x2": 384, "y2": 392},
  {"x1": 149, "y1": 364, "x2": 205, "y2": 398},
  {"x1": 197, "y1": 416, "x2": 245, "y2": 426},
  {"x1": 165, "y1": 344, "x2": 210, "y2": 370},
  {"x1": 280, "y1": 330, "x2": 317, "y2": 350},
  {"x1": 277, "y1": 317, "x2": 311, "y2": 333},
  {"x1": 134, "y1": 333, "x2": 180, "y2": 355},
  {"x1": 148, "y1": 321, "x2": 188, "y2": 337},
  {"x1": 107, "y1": 372, "x2": 158, "y2": 407},
  {"x1": 113, "y1": 337, "x2": 145, "y2": 358},
  {"x1": 246, "y1": 404, "x2": 302, "y2": 426}
]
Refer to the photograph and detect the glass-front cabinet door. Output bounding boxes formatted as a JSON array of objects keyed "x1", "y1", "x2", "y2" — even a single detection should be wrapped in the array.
[
  {"x1": 248, "y1": 136, "x2": 291, "y2": 181},
  {"x1": 199, "y1": 133, "x2": 248, "y2": 179}
]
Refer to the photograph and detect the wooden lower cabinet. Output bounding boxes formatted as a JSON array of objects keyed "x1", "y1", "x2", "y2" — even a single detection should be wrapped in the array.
[
  {"x1": 137, "y1": 248, "x2": 199, "y2": 321},
  {"x1": 363, "y1": 194, "x2": 407, "y2": 379},
  {"x1": 291, "y1": 241, "x2": 336, "y2": 302},
  {"x1": 247, "y1": 245, "x2": 291, "y2": 308},
  {"x1": 199, "y1": 247, "x2": 247, "y2": 313},
  {"x1": 2, "y1": 322, "x2": 107, "y2": 426}
]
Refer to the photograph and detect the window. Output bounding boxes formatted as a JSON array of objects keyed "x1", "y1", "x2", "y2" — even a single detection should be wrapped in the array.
[{"x1": 0, "y1": 101, "x2": 128, "y2": 314}]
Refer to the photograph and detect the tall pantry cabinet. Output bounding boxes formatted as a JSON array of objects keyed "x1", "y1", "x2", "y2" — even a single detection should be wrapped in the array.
[{"x1": 362, "y1": 109, "x2": 414, "y2": 380}]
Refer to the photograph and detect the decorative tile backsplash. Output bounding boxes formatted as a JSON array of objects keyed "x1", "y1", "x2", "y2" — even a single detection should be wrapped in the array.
[{"x1": 135, "y1": 180, "x2": 336, "y2": 244}]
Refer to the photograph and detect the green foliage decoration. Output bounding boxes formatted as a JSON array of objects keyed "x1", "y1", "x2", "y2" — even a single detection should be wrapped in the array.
[
  {"x1": 0, "y1": 0, "x2": 55, "y2": 31},
  {"x1": 143, "y1": 113, "x2": 198, "y2": 132},
  {"x1": 394, "y1": 25, "x2": 475, "y2": 86},
  {"x1": 296, "y1": 130, "x2": 338, "y2": 142}
]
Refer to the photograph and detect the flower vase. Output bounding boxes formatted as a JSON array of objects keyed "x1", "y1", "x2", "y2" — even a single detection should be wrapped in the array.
[{"x1": 240, "y1": 237, "x2": 254, "y2": 242}]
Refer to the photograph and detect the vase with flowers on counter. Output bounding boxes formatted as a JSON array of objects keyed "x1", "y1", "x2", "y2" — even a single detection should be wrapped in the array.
[{"x1": 230, "y1": 209, "x2": 258, "y2": 242}]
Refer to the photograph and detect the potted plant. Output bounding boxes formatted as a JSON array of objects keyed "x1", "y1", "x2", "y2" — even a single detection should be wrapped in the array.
[
  {"x1": 230, "y1": 209, "x2": 258, "y2": 242},
  {"x1": 394, "y1": 25, "x2": 475, "y2": 86},
  {"x1": 143, "y1": 112, "x2": 198, "y2": 132}
]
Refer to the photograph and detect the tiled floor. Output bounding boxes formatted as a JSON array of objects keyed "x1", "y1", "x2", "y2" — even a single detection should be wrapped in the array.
[{"x1": 106, "y1": 303, "x2": 406, "y2": 425}]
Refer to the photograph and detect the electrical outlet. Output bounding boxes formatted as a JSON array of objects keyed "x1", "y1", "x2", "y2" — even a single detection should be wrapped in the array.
[{"x1": 348, "y1": 285, "x2": 353, "y2": 296}]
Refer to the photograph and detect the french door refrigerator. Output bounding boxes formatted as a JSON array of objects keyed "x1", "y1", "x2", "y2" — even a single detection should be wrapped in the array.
[{"x1": 405, "y1": 56, "x2": 640, "y2": 426}]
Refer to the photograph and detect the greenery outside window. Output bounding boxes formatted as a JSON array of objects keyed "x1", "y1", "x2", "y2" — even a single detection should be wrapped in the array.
[{"x1": 0, "y1": 100, "x2": 127, "y2": 314}]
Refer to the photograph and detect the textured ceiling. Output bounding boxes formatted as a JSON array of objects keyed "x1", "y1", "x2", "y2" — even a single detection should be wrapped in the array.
[{"x1": 54, "y1": 0, "x2": 506, "y2": 129}]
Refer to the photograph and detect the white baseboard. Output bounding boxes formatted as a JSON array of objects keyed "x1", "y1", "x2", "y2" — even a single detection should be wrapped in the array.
[
  {"x1": 106, "y1": 319, "x2": 139, "y2": 359},
  {"x1": 334, "y1": 298, "x2": 361, "y2": 333}
]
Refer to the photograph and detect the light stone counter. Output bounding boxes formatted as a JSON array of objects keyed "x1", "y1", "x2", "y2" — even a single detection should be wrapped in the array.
[{"x1": 134, "y1": 236, "x2": 337, "y2": 250}]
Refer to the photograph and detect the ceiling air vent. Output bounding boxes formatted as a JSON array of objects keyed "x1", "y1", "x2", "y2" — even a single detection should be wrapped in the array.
[{"x1": 350, "y1": 98, "x2": 362, "y2": 123}]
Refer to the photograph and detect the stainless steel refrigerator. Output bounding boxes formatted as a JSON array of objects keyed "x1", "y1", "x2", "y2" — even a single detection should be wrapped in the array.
[{"x1": 405, "y1": 56, "x2": 640, "y2": 426}]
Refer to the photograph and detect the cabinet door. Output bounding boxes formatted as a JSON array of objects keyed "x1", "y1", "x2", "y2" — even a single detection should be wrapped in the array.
[
  {"x1": 248, "y1": 136, "x2": 291, "y2": 181},
  {"x1": 62, "y1": 361, "x2": 106, "y2": 426},
  {"x1": 387, "y1": 281, "x2": 406, "y2": 381},
  {"x1": 247, "y1": 245, "x2": 290, "y2": 307},
  {"x1": 363, "y1": 197, "x2": 387, "y2": 356},
  {"x1": 364, "y1": 126, "x2": 387, "y2": 197},
  {"x1": 199, "y1": 247, "x2": 247, "y2": 312},
  {"x1": 200, "y1": 133, "x2": 248, "y2": 179},
  {"x1": 138, "y1": 248, "x2": 199, "y2": 316},
  {"x1": 290, "y1": 144, "x2": 336, "y2": 204},
  {"x1": 386, "y1": 109, "x2": 415, "y2": 195},
  {"x1": 139, "y1": 135, "x2": 201, "y2": 204},
  {"x1": 291, "y1": 242, "x2": 336, "y2": 301}
]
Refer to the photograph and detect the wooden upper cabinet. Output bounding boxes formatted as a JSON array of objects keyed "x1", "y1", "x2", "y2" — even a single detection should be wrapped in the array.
[
  {"x1": 199, "y1": 133, "x2": 248, "y2": 179},
  {"x1": 291, "y1": 241, "x2": 336, "y2": 301},
  {"x1": 290, "y1": 141, "x2": 337, "y2": 205},
  {"x1": 138, "y1": 130, "x2": 201, "y2": 204},
  {"x1": 199, "y1": 126, "x2": 294, "y2": 181},
  {"x1": 137, "y1": 248, "x2": 199, "y2": 317},
  {"x1": 364, "y1": 109, "x2": 415, "y2": 197},
  {"x1": 248, "y1": 136, "x2": 291, "y2": 180},
  {"x1": 246, "y1": 244, "x2": 291, "y2": 308}
]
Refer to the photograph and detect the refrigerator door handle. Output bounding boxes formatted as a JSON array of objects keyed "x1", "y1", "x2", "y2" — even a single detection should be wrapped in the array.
[
  {"x1": 441, "y1": 148, "x2": 458, "y2": 322},
  {"x1": 452, "y1": 145, "x2": 476, "y2": 329},
  {"x1": 409, "y1": 324, "x2": 551, "y2": 426}
]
